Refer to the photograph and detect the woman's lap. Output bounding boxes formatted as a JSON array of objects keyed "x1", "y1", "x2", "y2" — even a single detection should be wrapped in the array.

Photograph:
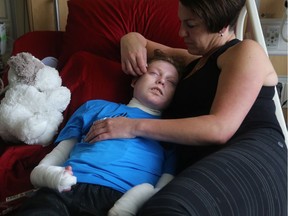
[{"x1": 138, "y1": 128, "x2": 287, "y2": 216}]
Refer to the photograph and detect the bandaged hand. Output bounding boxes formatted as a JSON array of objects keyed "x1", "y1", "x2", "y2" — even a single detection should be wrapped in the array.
[
  {"x1": 30, "y1": 164, "x2": 76, "y2": 192},
  {"x1": 30, "y1": 139, "x2": 77, "y2": 192}
]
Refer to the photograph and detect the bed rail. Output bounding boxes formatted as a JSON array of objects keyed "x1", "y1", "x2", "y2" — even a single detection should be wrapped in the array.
[{"x1": 236, "y1": 0, "x2": 288, "y2": 144}]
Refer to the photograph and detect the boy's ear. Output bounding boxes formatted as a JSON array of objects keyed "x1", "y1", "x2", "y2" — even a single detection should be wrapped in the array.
[{"x1": 131, "y1": 77, "x2": 138, "y2": 88}]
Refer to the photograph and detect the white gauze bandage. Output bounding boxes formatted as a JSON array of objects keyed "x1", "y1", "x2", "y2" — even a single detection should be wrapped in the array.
[
  {"x1": 108, "y1": 173, "x2": 174, "y2": 216},
  {"x1": 30, "y1": 138, "x2": 77, "y2": 192},
  {"x1": 155, "y1": 173, "x2": 174, "y2": 189}
]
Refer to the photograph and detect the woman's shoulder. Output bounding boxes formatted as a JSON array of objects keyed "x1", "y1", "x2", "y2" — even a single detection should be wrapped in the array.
[
  {"x1": 229, "y1": 39, "x2": 265, "y2": 54},
  {"x1": 220, "y1": 39, "x2": 267, "y2": 62},
  {"x1": 218, "y1": 39, "x2": 277, "y2": 85}
]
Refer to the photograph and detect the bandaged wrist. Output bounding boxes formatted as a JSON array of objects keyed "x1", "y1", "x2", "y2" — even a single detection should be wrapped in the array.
[{"x1": 30, "y1": 164, "x2": 76, "y2": 192}]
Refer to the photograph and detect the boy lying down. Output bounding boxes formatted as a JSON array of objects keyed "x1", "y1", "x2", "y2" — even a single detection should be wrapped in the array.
[{"x1": 16, "y1": 50, "x2": 184, "y2": 216}]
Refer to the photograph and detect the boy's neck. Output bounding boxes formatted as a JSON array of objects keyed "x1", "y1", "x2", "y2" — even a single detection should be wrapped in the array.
[{"x1": 127, "y1": 98, "x2": 161, "y2": 116}]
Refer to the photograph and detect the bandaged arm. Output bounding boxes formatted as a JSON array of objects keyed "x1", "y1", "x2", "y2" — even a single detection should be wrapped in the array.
[
  {"x1": 30, "y1": 138, "x2": 77, "y2": 192},
  {"x1": 108, "y1": 173, "x2": 174, "y2": 216},
  {"x1": 155, "y1": 173, "x2": 174, "y2": 189},
  {"x1": 108, "y1": 144, "x2": 176, "y2": 216}
]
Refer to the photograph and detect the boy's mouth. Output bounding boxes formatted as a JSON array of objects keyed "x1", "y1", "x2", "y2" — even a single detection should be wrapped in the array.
[{"x1": 150, "y1": 87, "x2": 163, "y2": 95}]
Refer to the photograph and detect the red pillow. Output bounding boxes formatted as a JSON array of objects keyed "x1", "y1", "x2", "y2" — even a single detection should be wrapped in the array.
[
  {"x1": 60, "y1": 51, "x2": 132, "y2": 124},
  {"x1": 58, "y1": 0, "x2": 186, "y2": 69}
]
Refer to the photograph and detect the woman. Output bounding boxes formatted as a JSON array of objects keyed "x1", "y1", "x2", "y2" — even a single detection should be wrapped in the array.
[{"x1": 85, "y1": 0, "x2": 287, "y2": 215}]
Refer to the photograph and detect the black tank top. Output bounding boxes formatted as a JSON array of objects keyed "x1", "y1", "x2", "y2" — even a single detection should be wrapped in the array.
[{"x1": 164, "y1": 39, "x2": 283, "y2": 138}]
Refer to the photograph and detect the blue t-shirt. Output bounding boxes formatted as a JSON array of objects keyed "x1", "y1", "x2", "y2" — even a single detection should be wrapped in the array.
[{"x1": 55, "y1": 100, "x2": 175, "y2": 193}]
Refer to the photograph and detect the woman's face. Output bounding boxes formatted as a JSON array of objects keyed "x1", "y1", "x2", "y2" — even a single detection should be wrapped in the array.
[{"x1": 178, "y1": 2, "x2": 218, "y2": 55}]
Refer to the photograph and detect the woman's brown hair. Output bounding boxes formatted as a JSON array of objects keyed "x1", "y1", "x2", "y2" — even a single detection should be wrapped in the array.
[{"x1": 179, "y1": 0, "x2": 246, "y2": 33}]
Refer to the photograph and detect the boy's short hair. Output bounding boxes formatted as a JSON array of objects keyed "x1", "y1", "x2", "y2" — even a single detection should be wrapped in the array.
[{"x1": 147, "y1": 49, "x2": 185, "y2": 75}]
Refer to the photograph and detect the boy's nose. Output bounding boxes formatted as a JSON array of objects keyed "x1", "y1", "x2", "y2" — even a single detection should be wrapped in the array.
[{"x1": 156, "y1": 79, "x2": 165, "y2": 85}]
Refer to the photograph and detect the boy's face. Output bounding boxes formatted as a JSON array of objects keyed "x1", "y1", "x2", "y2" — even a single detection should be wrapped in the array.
[{"x1": 132, "y1": 60, "x2": 179, "y2": 110}]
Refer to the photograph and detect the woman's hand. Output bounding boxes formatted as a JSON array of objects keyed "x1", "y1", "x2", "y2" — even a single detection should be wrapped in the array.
[
  {"x1": 84, "y1": 117, "x2": 136, "y2": 143},
  {"x1": 121, "y1": 32, "x2": 148, "y2": 76}
]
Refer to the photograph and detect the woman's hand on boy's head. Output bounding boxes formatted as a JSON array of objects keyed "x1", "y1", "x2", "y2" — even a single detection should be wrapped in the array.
[
  {"x1": 121, "y1": 51, "x2": 148, "y2": 76},
  {"x1": 121, "y1": 33, "x2": 148, "y2": 76},
  {"x1": 84, "y1": 117, "x2": 136, "y2": 143}
]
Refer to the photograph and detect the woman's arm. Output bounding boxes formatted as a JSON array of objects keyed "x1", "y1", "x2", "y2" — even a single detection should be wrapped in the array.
[
  {"x1": 121, "y1": 32, "x2": 196, "y2": 76},
  {"x1": 86, "y1": 40, "x2": 277, "y2": 146}
]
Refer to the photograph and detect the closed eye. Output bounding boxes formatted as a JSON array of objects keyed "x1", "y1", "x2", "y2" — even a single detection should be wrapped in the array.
[
  {"x1": 167, "y1": 79, "x2": 178, "y2": 87},
  {"x1": 184, "y1": 19, "x2": 200, "y2": 28},
  {"x1": 149, "y1": 71, "x2": 159, "y2": 76},
  {"x1": 186, "y1": 21, "x2": 196, "y2": 28}
]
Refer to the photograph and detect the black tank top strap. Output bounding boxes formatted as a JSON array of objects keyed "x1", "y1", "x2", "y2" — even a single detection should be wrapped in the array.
[
  {"x1": 210, "y1": 39, "x2": 241, "y2": 60},
  {"x1": 183, "y1": 39, "x2": 241, "y2": 78}
]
